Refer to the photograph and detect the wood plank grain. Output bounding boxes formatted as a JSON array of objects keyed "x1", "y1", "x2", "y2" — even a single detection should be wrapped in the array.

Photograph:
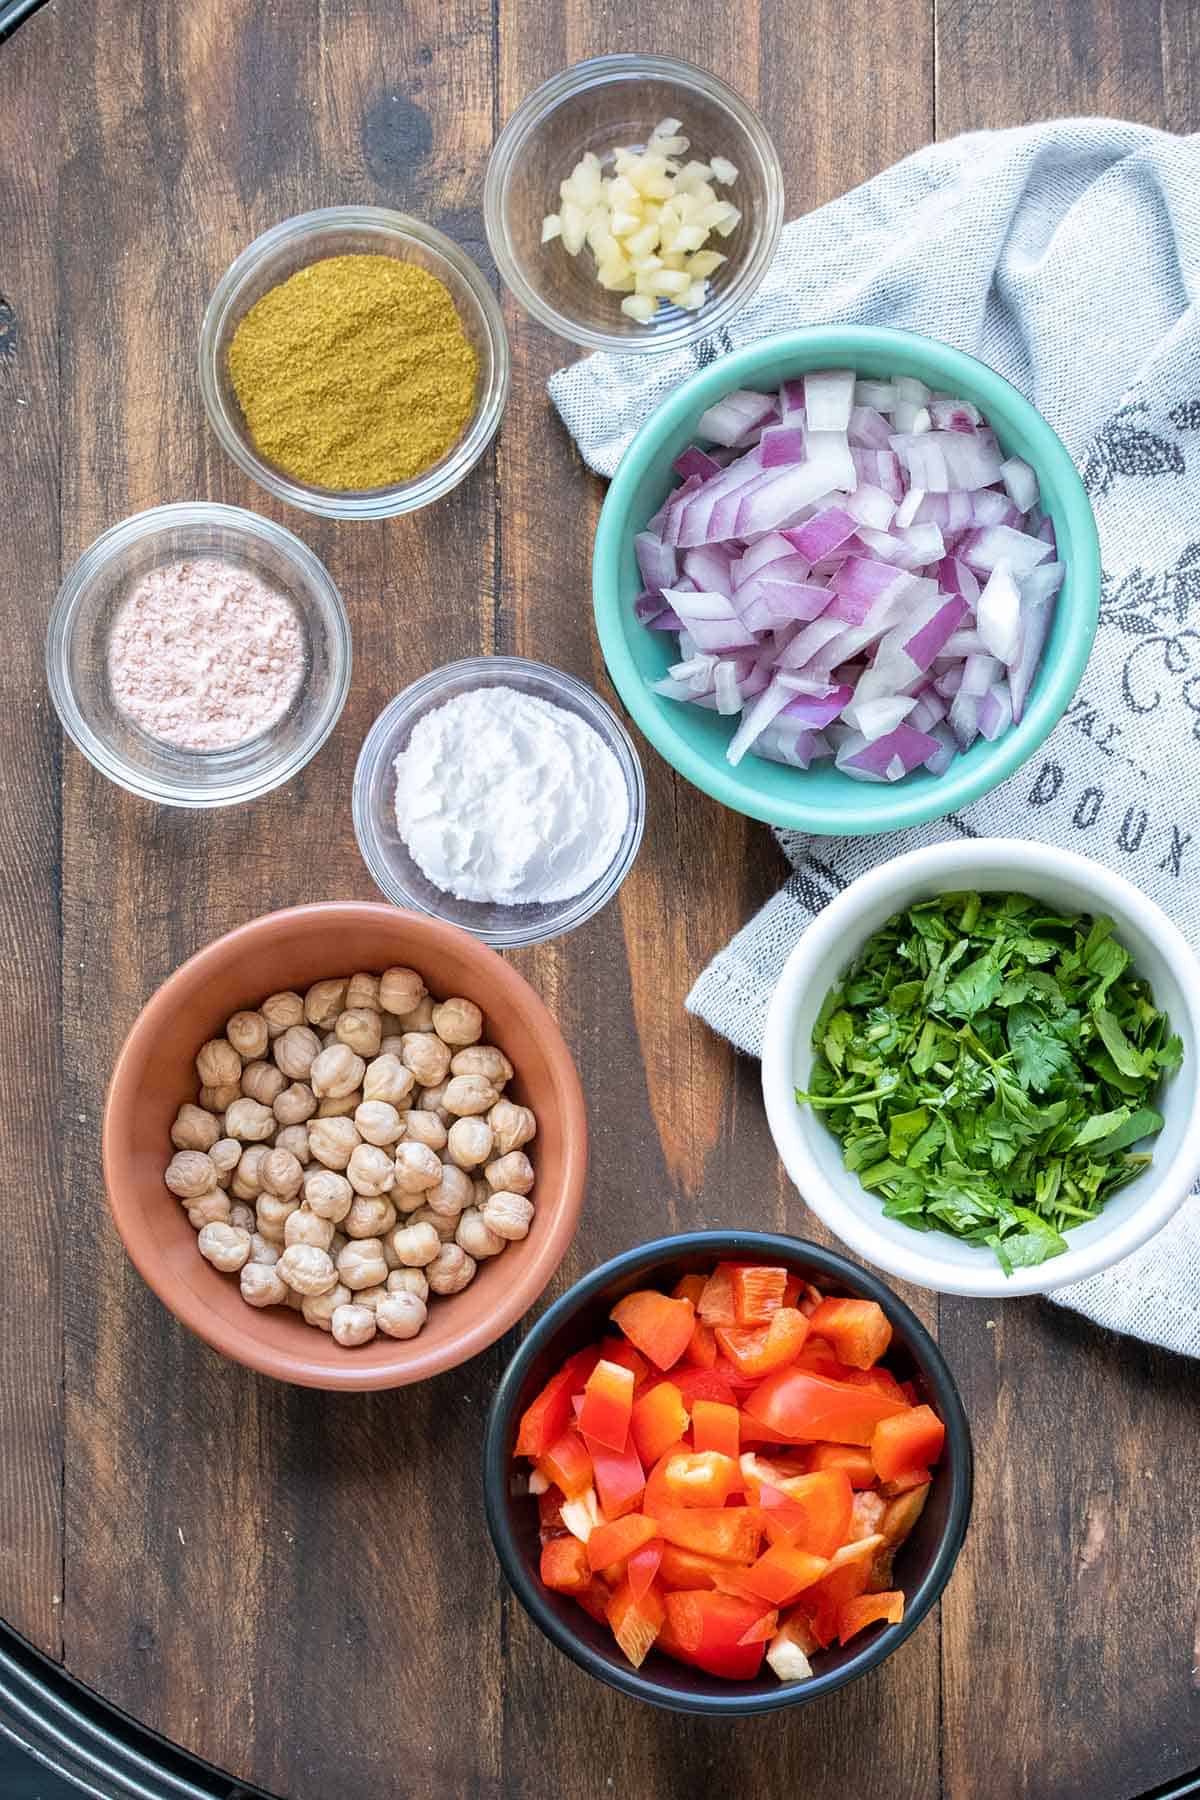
[{"x1": 0, "y1": 0, "x2": 66, "y2": 1660}]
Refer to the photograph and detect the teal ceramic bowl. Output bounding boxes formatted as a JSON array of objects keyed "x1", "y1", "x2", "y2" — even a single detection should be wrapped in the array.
[{"x1": 592, "y1": 326, "x2": 1101, "y2": 835}]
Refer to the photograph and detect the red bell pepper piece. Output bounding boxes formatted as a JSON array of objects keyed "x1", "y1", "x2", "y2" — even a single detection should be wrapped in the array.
[
  {"x1": 574, "y1": 1577, "x2": 615, "y2": 1625},
  {"x1": 661, "y1": 1590, "x2": 769, "y2": 1679},
  {"x1": 672, "y1": 1273, "x2": 707, "y2": 1306},
  {"x1": 783, "y1": 1273, "x2": 804, "y2": 1309},
  {"x1": 715, "y1": 1306, "x2": 810, "y2": 1378},
  {"x1": 736, "y1": 1608, "x2": 779, "y2": 1646},
  {"x1": 696, "y1": 1264, "x2": 737, "y2": 1326},
  {"x1": 743, "y1": 1367, "x2": 908, "y2": 1446},
  {"x1": 656, "y1": 1506, "x2": 761, "y2": 1565},
  {"x1": 642, "y1": 1439, "x2": 694, "y2": 1519},
  {"x1": 728, "y1": 1264, "x2": 788, "y2": 1325},
  {"x1": 657, "y1": 1543, "x2": 743, "y2": 1591},
  {"x1": 871, "y1": 1404, "x2": 946, "y2": 1483},
  {"x1": 537, "y1": 1427, "x2": 593, "y2": 1497},
  {"x1": 757, "y1": 1469, "x2": 854, "y2": 1559},
  {"x1": 626, "y1": 1539, "x2": 664, "y2": 1602},
  {"x1": 606, "y1": 1575, "x2": 665, "y2": 1669},
  {"x1": 682, "y1": 1319, "x2": 719, "y2": 1368},
  {"x1": 514, "y1": 1346, "x2": 603, "y2": 1459},
  {"x1": 806, "y1": 1296, "x2": 893, "y2": 1369},
  {"x1": 587, "y1": 1511, "x2": 660, "y2": 1574},
  {"x1": 598, "y1": 1335, "x2": 650, "y2": 1386},
  {"x1": 578, "y1": 1359, "x2": 635, "y2": 1454},
  {"x1": 539, "y1": 1536, "x2": 592, "y2": 1593},
  {"x1": 802, "y1": 1532, "x2": 887, "y2": 1641},
  {"x1": 807, "y1": 1443, "x2": 877, "y2": 1488},
  {"x1": 881, "y1": 1466, "x2": 934, "y2": 1496},
  {"x1": 660, "y1": 1450, "x2": 741, "y2": 1508},
  {"x1": 610, "y1": 1290, "x2": 696, "y2": 1372},
  {"x1": 630, "y1": 1380, "x2": 690, "y2": 1468},
  {"x1": 691, "y1": 1399, "x2": 740, "y2": 1460},
  {"x1": 587, "y1": 1435, "x2": 645, "y2": 1521},
  {"x1": 671, "y1": 1366, "x2": 738, "y2": 1410},
  {"x1": 838, "y1": 1589, "x2": 904, "y2": 1643},
  {"x1": 722, "y1": 1542, "x2": 829, "y2": 1607}
]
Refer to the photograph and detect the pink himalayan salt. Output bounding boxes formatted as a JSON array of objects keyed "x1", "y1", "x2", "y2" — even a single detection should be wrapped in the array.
[{"x1": 108, "y1": 556, "x2": 305, "y2": 752}]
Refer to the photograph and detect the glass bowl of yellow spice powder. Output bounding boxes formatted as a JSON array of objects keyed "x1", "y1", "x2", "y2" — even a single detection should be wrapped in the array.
[{"x1": 199, "y1": 208, "x2": 510, "y2": 520}]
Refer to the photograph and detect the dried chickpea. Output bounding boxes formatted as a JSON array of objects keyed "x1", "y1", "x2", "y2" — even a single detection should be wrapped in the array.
[
  {"x1": 304, "y1": 1169, "x2": 354, "y2": 1223},
  {"x1": 308, "y1": 1116, "x2": 360, "y2": 1170},
  {"x1": 240, "y1": 1060, "x2": 288, "y2": 1106},
  {"x1": 346, "y1": 972, "x2": 382, "y2": 1012},
  {"x1": 199, "y1": 1081, "x2": 241, "y2": 1113},
  {"x1": 451, "y1": 1045, "x2": 514, "y2": 1086},
  {"x1": 392, "y1": 1140, "x2": 442, "y2": 1195},
  {"x1": 388, "y1": 1221, "x2": 441, "y2": 1267},
  {"x1": 480, "y1": 1191, "x2": 535, "y2": 1241},
  {"x1": 344, "y1": 1194, "x2": 397, "y2": 1240},
  {"x1": 186, "y1": 1191, "x2": 232, "y2": 1230},
  {"x1": 432, "y1": 997, "x2": 483, "y2": 1047},
  {"x1": 424, "y1": 1163, "x2": 473, "y2": 1221},
  {"x1": 273, "y1": 1081, "x2": 317, "y2": 1126},
  {"x1": 260, "y1": 1146, "x2": 304, "y2": 1198},
  {"x1": 274, "y1": 1024, "x2": 322, "y2": 1081},
  {"x1": 274, "y1": 1123, "x2": 310, "y2": 1165},
  {"x1": 376, "y1": 1291, "x2": 427, "y2": 1339},
  {"x1": 427, "y1": 1243, "x2": 477, "y2": 1295},
  {"x1": 165, "y1": 1150, "x2": 218, "y2": 1199},
  {"x1": 310, "y1": 1044, "x2": 365, "y2": 1101},
  {"x1": 446, "y1": 1116, "x2": 494, "y2": 1170},
  {"x1": 354, "y1": 1100, "x2": 404, "y2": 1147},
  {"x1": 241, "y1": 1261, "x2": 288, "y2": 1307},
  {"x1": 337, "y1": 1238, "x2": 387, "y2": 1291},
  {"x1": 403, "y1": 1110, "x2": 447, "y2": 1153},
  {"x1": 302, "y1": 1281, "x2": 352, "y2": 1330},
  {"x1": 442, "y1": 1074, "x2": 500, "y2": 1117},
  {"x1": 262, "y1": 990, "x2": 304, "y2": 1037},
  {"x1": 379, "y1": 966, "x2": 426, "y2": 1017},
  {"x1": 198, "y1": 1222, "x2": 252, "y2": 1273},
  {"x1": 335, "y1": 1008, "x2": 382, "y2": 1058},
  {"x1": 362, "y1": 1053, "x2": 415, "y2": 1108},
  {"x1": 256, "y1": 1191, "x2": 300, "y2": 1235},
  {"x1": 387, "y1": 1267, "x2": 429, "y2": 1302},
  {"x1": 332, "y1": 1303, "x2": 377, "y2": 1348},
  {"x1": 353, "y1": 1283, "x2": 389, "y2": 1312},
  {"x1": 226, "y1": 1010, "x2": 269, "y2": 1061},
  {"x1": 485, "y1": 1150, "x2": 534, "y2": 1195},
  {"x1": 232, "y1": 1144, "x2": 269, "y2": 1200},
  {"x1": 405, "y1": 1205, "x2": 456, "y2": 1242},
  {"x1": 304, "y1": 978, "x2": 348, "y2": 1028},
  {"x1": 419, "y1": 1081, "x2": 452, "y2": 1123},
  {"x1": 196, "y1": 1038, "x2": 242, "y2": 1089},
  {"x1": 171, "y1": 1104, "x2": 221, "y2": 1153},
  {"x1": 456, "y1": 1208, "x2": 505, "y2": 1260},
  {"x1": 400, "y1": 1031, "x2": 451, "y2": 1087},
  {"x1": 277, "y1": 1243, "x2": 338, "y2": 1296},
  {"x1": 229, "y1": 1201, "x2": 257, "y2": 1235},
  {"x1": 284, "y1": 1205, "x2": 335, "y2": 1252},
  {"x1": 488, "y1": 1100, "x2": 537, "y2": 1156},
  {"x1": 397, "y1": 995, "x2": 436, "y2": 1032},
  {"x1": 249, "y1": 1232, "x2": 281, "y2": 1266},
  {"x1": 225, "y1": 1097, "x2": 276, "y2": 1142},
  {"x1": 346, "y1": 1143, "x2": 395, "y2": 1198}
]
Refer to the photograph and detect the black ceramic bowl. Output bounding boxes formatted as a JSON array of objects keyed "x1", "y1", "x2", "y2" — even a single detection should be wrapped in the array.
[{"x1": 483, "y1": 1230, "x2": 972, "y2": 1715}]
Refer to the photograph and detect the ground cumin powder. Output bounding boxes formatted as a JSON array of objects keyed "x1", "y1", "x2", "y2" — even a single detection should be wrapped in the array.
[{"x1": 228, "y1": 254, "x2": 479, "y2": 490}]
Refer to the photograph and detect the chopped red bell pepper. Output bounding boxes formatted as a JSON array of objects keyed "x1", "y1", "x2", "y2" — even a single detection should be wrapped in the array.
[
  {"x1": 743, "y1": 1367, "x2": 909, "y2": 1446},
  {"x1": 682, "y1": 1318, "x2": 718, "y2": 1368},
  {"x1": 802, "y1": 1532, "x2": 887, "y2": 1641},
  {"x1": 715, "y1": 1306, "x2": 810, "y2": 1377},
  {"x1": 610, "y1": 1290, "x2": 696, "y2": 1372},
  {"x1": 630, "y1": 1380, "x2": 691, "y2": 1469},
  {"x1": 587, "y1": 1511, "x2": 660, "y2": 1574},
  {"x1": 626, "y1": 1539, "x2": 664, "y2": 1603},
  {"x1": 514, "y1": 1345, "x2": 603, "y2": 1459},
  {"x1": 672, "y1": 1367, "x2": 738, "y2": 1409},
  {"x1": 871, "y1": 1405, "x2": 946, "y2": 1483},
  {"x1": 729, "y1": 1264, "x2": 788, "y2": 1325},
  {"x1": 578, "y1": 1359, "x2": 635, "y2": 1454},
  {"x1": 880, "y1": 1466, "x2": 934, "y2": 1496},
  {"x1": 736, "y1": 1607, "x2": 779, "y2": 1646},
  {"x1": 807, "y1": 1443, "x2": 877, "y2": 1488},
  {"x1": 672, "y1": 1273, "x2": 707, "y2": 1306},
  {"x1": 574, "y1": 1577, "x2": 615, "y2": 1625},
  {"x1": 696, "y1": 1263, "x2": 737, "y2": 1326},
  {"x1": 598, "y1": 1335, "x2": 650, "y2": 1386},
  {"x1": 838, "y1": 1589, "x2": 904, "y2": 1643},
  {"x1": 807, "y1": 1296, "x2": 893, "y2": 1369},
  {"x1": 642, "y1": 1439, "x2": 695, "y2": 1519},
  {"x1": 661, "y1": 1590, "x2": 769, "y2": 1679},
  {"x1": 537, "y1": 1427, "x2": 593, "y2": 1497},
  {"x1": 881, "y1": 1481, "x2": 932, "y2": 1546},
  {"x1": 656, "y1": 1506, "x2": 761, "y2": 1564},
  {"x1": 660, "y1": 1450, "x2": 741, "y2": 1508},
  {"x1": 657, "y1": 1543, "x2": 743, "y2": 1591},
  {"x1": 691, "y1": 1399, "x2": 739, "y2": 1460},
  {"x1": 540, "y1": 1536, "x2": 592, "y2": 1593},
  {"x1": 783, "y1": 1274, "x2": 804, "y2": 1309},
  {"x1": 723, "y1": 1542, "x2": 830, "y2": 1607},
  {"x1": 606, "y1": 1575, "x2": 665, "y2": 1669},
  {"x1": 758, "y1": 1469, "x2": 853, "y2": 1558},
  {"x1": 587, "y1": 1434, "x2": 645, "y2": 1521}
]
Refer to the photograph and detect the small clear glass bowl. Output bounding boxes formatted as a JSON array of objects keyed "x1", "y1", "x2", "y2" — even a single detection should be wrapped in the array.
[
  {"x1": 484, "y1": 54, "x2": 784, "y2": 355},
  {"x1": 46, "y1": 503, "x2": 352, "y2": 808},
  {"x1": 352, "y1": 656, "x2": 646, "y2": 948},
  {"x1": 198, "y1": 207, "x2": 510, "y2": 520}
]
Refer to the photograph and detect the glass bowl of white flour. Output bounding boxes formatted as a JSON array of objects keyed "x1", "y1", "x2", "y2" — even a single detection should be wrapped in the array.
[{"x1": 353, "y1": 657, "x2": 645, "y2": 947}]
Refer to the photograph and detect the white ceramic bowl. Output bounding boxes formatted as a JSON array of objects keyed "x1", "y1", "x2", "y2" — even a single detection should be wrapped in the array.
[{"x1": 761, "y1": 839, "x2": 1200, "y2": 1298}]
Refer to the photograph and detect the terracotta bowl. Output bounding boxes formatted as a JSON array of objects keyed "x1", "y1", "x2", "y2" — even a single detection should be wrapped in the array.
[{"x1": 102, "y1": 904, "x2": 588, "y2": 1390}]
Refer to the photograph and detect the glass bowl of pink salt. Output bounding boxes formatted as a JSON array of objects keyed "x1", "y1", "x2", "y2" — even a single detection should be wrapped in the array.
[{"x1": 46, "y1": 503, "x2": 351, "y2": 808}]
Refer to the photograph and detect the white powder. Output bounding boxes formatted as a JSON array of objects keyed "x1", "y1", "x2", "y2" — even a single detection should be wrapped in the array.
[
  {"x1": 107, "y1": 557, "x2": 305, "y2": 752},
  {"x1": 393, "y1": 684, "x2": 630, "y2": 905}
]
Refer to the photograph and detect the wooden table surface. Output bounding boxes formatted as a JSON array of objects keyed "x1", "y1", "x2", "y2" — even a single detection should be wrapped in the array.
[{"x1": 2, "y1": 0, "x2": 1199, "y2": 1795}]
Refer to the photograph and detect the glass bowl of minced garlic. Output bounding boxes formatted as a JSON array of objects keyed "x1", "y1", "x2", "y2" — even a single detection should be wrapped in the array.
[
  {"x1": 484, "y1": 54, "x2": 783, "y2": 354},
  {"x1": 200, "y1": 208, "x2": 510, "y2": 519}
]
